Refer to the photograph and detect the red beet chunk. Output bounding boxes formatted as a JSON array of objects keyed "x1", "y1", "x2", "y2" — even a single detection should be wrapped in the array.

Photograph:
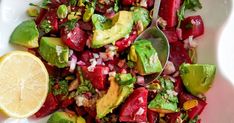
[
  {"x1": 80, "y1": 50, "x2": 94, "y2": 65},
  {"x1": 147, "y1": 109, "x2": 159, "y2": 123},
  {"x1": 81, "y1": 66, "x2": 109, "y2": 90},
  {"x1": 181, "y1": 15, "x2": 204, "y2": 40},
  {"x1": 147, "y1": 0, "x2": 155, "y2": 8},
  {"x1": 166, "y1": 112, "x2": 181, "y2": 123},
  {"x1": 121, "y1": 0, "x2": 136, "y2": 6},
  {"x1": 61, "y1": 98, "x2": 75, "y2": 108},
  {"x1": 169, "y1": 41, "x2": 191, "y2": 70},
  {"x1": 119, "y1": 87, "x2": 148, "y2": 122},
  {"x1": 115, "y1": 30, "x2": 137, "y2": 52},
  {"x1": 163, "y1": 28, "x2": 179, "y2": 43},
  {"x1": 188, "y1": 99, "x2": 207, "y2": 119},
  {"x1": 44, "y1": 9, "x2": 58, "y2": 33},
  {"x1": 35, "y1": 9, "x2": 48, "y2": 25},
  {"x1": 174, "y1": 77, "x2": 183, "y2": 93},
  {"x1": 159, "y1": 0, "x2": 181, "y2": 27},
  {"x1": 78, "y1": 20, "x2": 93, "y2": 31},
  {"x1": 61, "y1": 26, "x2": 88, "y2": 52},
  {"x1": 34, "y1": 93, "x2": 58, "y2": 118},
  {"x1": 178, "y1": 92, "x2": 195, "y2": 108}
]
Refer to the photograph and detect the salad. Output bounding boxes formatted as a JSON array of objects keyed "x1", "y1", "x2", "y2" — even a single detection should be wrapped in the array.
[{"x1": 1, "y1": 0, "x2": 216, "y2": 122}]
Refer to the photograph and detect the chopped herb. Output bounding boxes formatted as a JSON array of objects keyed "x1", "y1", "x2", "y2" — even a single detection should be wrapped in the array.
[
  {"x1": 77, "y1": 79, "x2": 95, "y2": 94},
  {"x1": 29, "y1": 0, "x2": 51, "y2": 9},
  {"x1": 114, "y1": 0, "x2": 119, "y2": 12},
  {"x1": 53, "y1": 80, "x2": 69, "y2": 96},
  {"x1": 60, "y1": 19, "x2": 78, "y2": 31},
  {"x1": 40, "y1": 19, "x2": 52, "y2": 33},
  {"x1": 69, "y1": 0, "x2": 77, "y2": 6},
  {"x1": 177, "y1": 0, "x2": 202, "y2": 27},
  {"x1": 188, "y1": 116, "x2": 199, "y2": 123},
  {"x1": 92, "y1": 14, "x2": 112, "y2": 30},
  {"x1": 127, "y1": 61, "x2": 135, "y2": 68},
  {"x1": 76, "y1": 67, "x2": 95, "y2": 94},
  {"x1": 49, "y1": 77, "x2": 69, "y2": 96}
]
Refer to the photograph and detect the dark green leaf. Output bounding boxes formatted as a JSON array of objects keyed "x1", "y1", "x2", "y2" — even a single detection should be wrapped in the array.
[
  {"x1": 69, "y1": 0, "x2": 77, "y2": 6},
  {"x1": 77, "y1": 80, "x2": 95, "y2": 94},
  {"x1": 188, "y1": 116, "x2": 199, "y2": 123}
]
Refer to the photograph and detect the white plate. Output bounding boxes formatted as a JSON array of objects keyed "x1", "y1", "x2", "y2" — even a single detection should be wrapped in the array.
[{"x1": 0, "y1": 0, "x2": 234, "y2": 122}]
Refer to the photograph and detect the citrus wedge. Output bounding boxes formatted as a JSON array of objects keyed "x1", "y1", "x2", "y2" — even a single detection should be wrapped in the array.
[{"x1": 0, "y1": 51, "x2": 49, "y2": 118}]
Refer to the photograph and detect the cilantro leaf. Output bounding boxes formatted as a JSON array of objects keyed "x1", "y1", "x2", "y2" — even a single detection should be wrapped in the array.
[
  {"x1": 40, "y1": 19, "x2": 52, "y2": 33},
  {"x1": 77, "y1": 80, "x2": 95, "y2": 94},
  {"x1": 69, "y1": 0, "x2": 77, "y2": 6},
  {"x1": 29, "y1": 0, "x2": 51, "y2": 9},
  {"x1": 53, "y1": 80, "x2": 69, "y2": 96},
  {"x1": 60, "y1": 19, "x2": 78, "y2": 31},
  {"x1": 177, "y1": 0, "x2": 202, "y2": 27},
  {"x1": 114, "y1": 0, "x2": 119, "y2": 12}
]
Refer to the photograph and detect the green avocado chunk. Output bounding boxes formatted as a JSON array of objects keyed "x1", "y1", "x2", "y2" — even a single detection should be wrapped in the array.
[
  {"x1": 10, "y1": 20, "x2": 39, "y2": 48},
  {"x1": 39, "y1": 37, "x2": 69, "y2": 68},
  {"x1": 179, "y1": 63, "x2": 216, "y2": 96},
  {"x1": 131, "y1": 7, "x2": 151, "y2": 28},
  {"x1": 96, "y1": 77, "x2": 133, "y2": 118},
  {"x1": 47, "y1": 112, "x2": 77, "y2": 123},
  {"x1": 91, "y1": 11, "x2": 133, "y2": 48},
  {"x1": 115, "y1": 73, "x2": 136, "y2": 85},
  {"x1": 148, "y1": 77, "x2": 179, "y2": 113},
  {"x1": 129, "y1": 39, "x2": 163, "y2": 75}
]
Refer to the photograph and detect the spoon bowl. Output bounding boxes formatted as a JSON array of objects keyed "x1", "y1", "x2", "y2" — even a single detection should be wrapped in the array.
[{"x1": 134, "y1": 0, "x2": 170, "y2": 84}]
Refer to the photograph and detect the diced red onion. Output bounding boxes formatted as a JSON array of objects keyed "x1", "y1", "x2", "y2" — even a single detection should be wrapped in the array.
[
  {"x1": 69, "y1": 55, "x2": 77, "y2": 72},
  {"x1": 163, "y1": 61, "x2": 176, "y2": 75},
  {"x1": 77, "y1": 60, "x2": 86, "y2": 66},
  {"x1": 137, "y1": 76, "x2": 145, "y2": 85},
  {"x1": 108, "y1": 64, "x2": 114, "y2": 70},
  {"x1": 176, "y1": 28, "x2": 183, "y2": 40}
]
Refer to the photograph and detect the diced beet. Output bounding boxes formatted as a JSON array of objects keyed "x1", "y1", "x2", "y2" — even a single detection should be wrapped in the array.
[
  {"x1": 115, "y1": 30, "x2": 137, "y2": 52},
  {"x1": 169, "y1": 41, "x2": 191, "y2": 70},
  {"x1": 81, "y1": 66, "x2": 109, "y2": 90},
  {"x1": 181, "y1": 15, "x2": 204, "y2": 40},
  {"x1": 80, "y1": 50, "x2": 94, "y2": 65},
  {"x1": 119, "y1": 87, "x2": 148, "y2": 122},
  {"x1": 35, "y1": 9, "x2": 48, "y2": 25},
  {"x1": 61, "y1": 26, "x2": 88, "y2": 52},
  {"x1": 61, "y1": 98, "x2": 75, "y2": 108},
  {"x1": 159, "y1": 0, "x2": 181, "y2": 27},
  {"x1": 75, "y1": 106, "x2": 87, "y2": 116},
  {"x1": 95, "y1": 4, "x2": 111, "y2": 14},
  {"x1": 121, "y1": 0, "x2": 136, "y2": 6},
  {"x1": 178, "y1": 92, "x2": 195, "y2": 108},
  {"x1": 147, "y1": 109, "x2": 159, "y2": 123},
  {"x1": 163, "y1": 28, "x2": 179, "y2": 43},
  {"x1": 147, "y1": 0, "x2": 155, "y2": 8},
  {"x1": 44, "y1": 9, "x2": 58, "y2": 33},
  {"x1": 78, "y1": 20, "x2": 93, "y2": 31},
  {"x1": 188, "y1": 99, "x2": 207, "y2": 119},
  {"x1": 166, "y1": 112, "x2": 181, "y2": 123},
  {"x1": 174, "y1": 77, "x2": 183, "y2": 93},
  {"x1": 84, "y1": 107, "x2": 97, "y2": 118},
  {"x1": 34, "y1": 93, "x2": 58, "y2": 118}
]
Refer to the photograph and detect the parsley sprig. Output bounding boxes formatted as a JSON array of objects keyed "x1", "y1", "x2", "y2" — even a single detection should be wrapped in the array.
[{"x1": 177, "y1": 0, "x2": 202, "y2": 27}]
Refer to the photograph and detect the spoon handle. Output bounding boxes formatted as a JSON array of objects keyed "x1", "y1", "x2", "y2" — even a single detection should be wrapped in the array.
[{"x1": 150, "y1": 0, "x2": 161, "y2": 27}]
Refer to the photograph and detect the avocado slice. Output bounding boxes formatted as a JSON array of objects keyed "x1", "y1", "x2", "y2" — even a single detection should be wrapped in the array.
[
  {"x1": 39, "y1": 37, "x2": 69, "y2": 68},
  {"x1": 91, "y1": 11, "x2": 133, "y2": 48},
  {"x1": 77, "y1": 116, "x2": 86, "y2": 123},
  {"x1": 129, "y1": 39, "x2": 163, "y2": 75},
  {"x1": 10, "y1": 20, "x2": 39, "y2": 48},
  {"x1": 115, "y1": 73, "x2": 136, "y2": 85},
  {"x1": 47, "y1": 112, "x2": 77, "y2": 123},
  {"x1": 179, "y1": 63, "x2": 216, "y2": 96},
  {"x1": 96, "y1": 77, "x2": 133, "y2": 118},
  {"x1": 131, "y1": 7, "x2": 151, "y2": 29}
]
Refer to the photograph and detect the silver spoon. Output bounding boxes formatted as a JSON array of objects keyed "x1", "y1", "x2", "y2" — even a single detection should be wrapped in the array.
[{"x1": 134, "y1": 0, "x2": 170, "y2": 84}]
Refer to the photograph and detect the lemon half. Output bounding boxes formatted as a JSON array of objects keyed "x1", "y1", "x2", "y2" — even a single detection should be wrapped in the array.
[{"x1": 0, "y1": 51, "x2": 49, "y2": 118}]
